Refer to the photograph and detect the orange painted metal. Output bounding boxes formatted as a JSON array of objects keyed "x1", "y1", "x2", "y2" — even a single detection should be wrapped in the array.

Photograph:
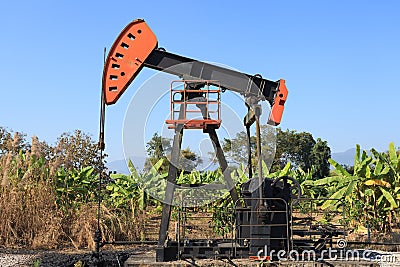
[
  {"x1": 268, "y1": 79, "x2": 288, "y2": 126},
  {"x1": 165, "y1": 119, "x2": 221, "y2": 129},
  {"x1": 248, "y1": 255, "x2": 270, "y2": 261},
  {"x1": 166, "y1": 80, "x2": 221, "y2": 130},
  {"x1": 102, "y1": 19, "x2": 158, "y2": 105}
]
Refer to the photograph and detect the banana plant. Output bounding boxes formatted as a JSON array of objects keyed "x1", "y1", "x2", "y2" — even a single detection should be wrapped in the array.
[
  {"x1": 106, "y1": 159, "x2": 154, "y2": 212},
  {"x1": 319, "y1": 143, "x2": 399, "y2": 230},
  {"x1": 292, "y1": 166, "x2": 327, "y2": 200},
  {"x1": 55, "y1": 166, "x2": 98, "y2": 211},
  {"x1": 268, "y1": 161, "x2": 292, "y2": 178}
]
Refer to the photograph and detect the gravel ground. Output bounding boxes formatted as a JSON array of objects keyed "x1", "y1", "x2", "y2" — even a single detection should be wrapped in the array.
[
  {"x1": 0, "y1": 251, "x2": 38, "y2": 267},
  {"x1": 0, "y1": 247, "x2": 140, "y2": 267},
  {"x1": 1, "y1": 247, "x2": 400, "y2": 267}
]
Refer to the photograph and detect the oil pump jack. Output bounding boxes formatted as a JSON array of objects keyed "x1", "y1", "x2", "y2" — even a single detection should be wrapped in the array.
[{"x1": 98, "y1": 19, "x2": 344, "y2": 262}]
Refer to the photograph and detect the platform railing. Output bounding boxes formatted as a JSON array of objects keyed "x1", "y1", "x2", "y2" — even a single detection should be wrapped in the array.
[{"x1": 165, "y1": 80, "x2": 221, "y2": 129}]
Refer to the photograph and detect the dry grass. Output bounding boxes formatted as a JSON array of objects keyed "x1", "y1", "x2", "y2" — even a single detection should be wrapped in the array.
[
  {"x1": 0, "y1": 131, "x2": 155, "y2": 250},
  {"x1": 0, "y1": 179, "x2": 64, "y2": 248},
  {"x1": 0, "y1": 179, "x2": 149, "y2": 249},
  {"x1": 67, "y1": 204, "x2": 145, "y2": 250},
  {"x1": 0, "y1": 134, "x2": 63, "y2": 248}
]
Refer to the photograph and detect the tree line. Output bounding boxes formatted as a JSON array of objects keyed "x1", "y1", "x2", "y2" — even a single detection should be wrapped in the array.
[{"x1": 144, "y1": 127, "x2": 331, "y2": 178}]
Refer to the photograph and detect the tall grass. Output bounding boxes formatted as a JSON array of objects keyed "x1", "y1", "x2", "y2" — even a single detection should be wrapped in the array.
[
  {"x1": 0, "y1": 132, "x2": 144, "y2": 249},
  {"x1": 0, "y1": 178, "x2": 63, "y2": 248},
  {"x1": 0, "y1": 134, "x2": 63, "y2": 248}
]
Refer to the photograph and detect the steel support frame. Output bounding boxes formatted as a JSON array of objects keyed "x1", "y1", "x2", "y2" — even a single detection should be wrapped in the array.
[{"x1": 156, "y1": 125, "x2": 240, "y2": 262}]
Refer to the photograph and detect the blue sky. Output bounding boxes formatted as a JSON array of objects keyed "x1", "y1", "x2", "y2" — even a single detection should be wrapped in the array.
[{"x1": 1, "y1": 1, "x2": 399, "y2": 162}]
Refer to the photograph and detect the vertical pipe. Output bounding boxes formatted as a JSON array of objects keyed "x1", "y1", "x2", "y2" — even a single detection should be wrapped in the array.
[
  {"x1": 246, "y1": 123, "x2": 253, "y2": 179},
  {"x1": 255, "y1": 117, "x2": 263, "y2": 203},
  {"x1": 94, "y1": 47, "x2": 107, "y2": 257}
]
